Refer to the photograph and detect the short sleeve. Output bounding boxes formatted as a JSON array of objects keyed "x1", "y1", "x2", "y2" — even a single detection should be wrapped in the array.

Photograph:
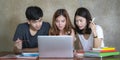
[
  {"x1": 42, "y1": 22, "x2": 50, "y2": 35},
  {"x1": 45, "y1": 22, "x2": 50, "y2": 34},
  {"x1": 13, "y1": 24, "x2": 24, "y2": 41},
  {"x1": 96, "y1": 25, "x2": 104, "y2": 47},
  {"x1": 96, "y1": 25, "x2": 104, "y2": 39}
]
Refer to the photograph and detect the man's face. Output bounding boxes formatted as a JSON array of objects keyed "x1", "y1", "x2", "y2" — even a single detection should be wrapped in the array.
[{"x1": 28, "y1": 18, "x2": 42, "y2": 31}]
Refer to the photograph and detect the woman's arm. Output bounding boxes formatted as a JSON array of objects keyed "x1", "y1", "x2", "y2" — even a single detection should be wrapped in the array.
[
  {"x1": 89, "y1": 22, "x2": 104, "y2": 48},
  {"x1": 93, "y1": 32, "x2": 102, "y2": 48},
  {"x1": 74, "y1": 34, "x2": 83, "y2": 50},
  {"x1": 71, "y1": 29, "x2": 76, "y2": 41}
]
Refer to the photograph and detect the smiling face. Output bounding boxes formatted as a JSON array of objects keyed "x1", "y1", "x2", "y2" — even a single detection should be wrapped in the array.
[
  {"x1": 75, "y1": 16, "x2": 87, "y2": 30},
  {"x1": 55, "y1": 15, "x2": 66, "y2": 31},
  {"x1": 28, "y1": 18, "x2": 42, "y2": 31}
]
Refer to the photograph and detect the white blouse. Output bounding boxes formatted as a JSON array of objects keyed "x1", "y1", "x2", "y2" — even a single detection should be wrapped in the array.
[{"x1": 78, "y1": 25, "x2": 104, "y2": 51}]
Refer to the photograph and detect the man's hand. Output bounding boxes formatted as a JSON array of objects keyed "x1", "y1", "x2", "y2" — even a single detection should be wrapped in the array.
[{"x1": 14, "y1": 38, "x2": 22, "y2": 50}]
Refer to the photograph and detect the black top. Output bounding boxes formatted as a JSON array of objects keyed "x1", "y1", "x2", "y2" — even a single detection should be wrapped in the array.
[{"x1": 13, "y1": 22, "x2": 50, "y2": 49}]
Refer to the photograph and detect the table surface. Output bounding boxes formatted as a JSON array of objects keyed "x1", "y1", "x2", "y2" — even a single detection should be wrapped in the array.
[{"x1": 0, "y1": 52, "x2": 120, "y2": 60}]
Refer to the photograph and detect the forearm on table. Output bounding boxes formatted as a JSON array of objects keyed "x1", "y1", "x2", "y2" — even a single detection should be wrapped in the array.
[
  {"x1": 93, "y1": 38, "x2": 102, "y2": 48},
  {"x1": 93, "y1": 31, "x2": 102, "y2": 48},
  {"x1": 22, "y1": 48, "x2": 38, "y2": 52}
]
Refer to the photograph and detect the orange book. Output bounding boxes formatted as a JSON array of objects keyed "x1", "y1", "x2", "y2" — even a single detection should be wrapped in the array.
[
  {"x1": 100, "y1": 50, "x2": 117, "y2": 53},
  {"x1": 88, "y1": 50, "x2": 117, "y2": 53}
]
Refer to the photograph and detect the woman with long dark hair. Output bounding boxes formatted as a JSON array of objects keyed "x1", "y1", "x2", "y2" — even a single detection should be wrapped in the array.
[{"x1": 74, "y1": 7, "x2": 104, "y2": 51}]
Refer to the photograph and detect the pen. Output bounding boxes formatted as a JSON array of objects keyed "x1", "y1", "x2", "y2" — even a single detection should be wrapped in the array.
[{"x1": 92, "y1": 17, "x2": 95, "y2": 22}]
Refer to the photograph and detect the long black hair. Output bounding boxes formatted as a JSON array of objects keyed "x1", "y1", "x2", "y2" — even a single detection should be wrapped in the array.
[{"x1": 74, "y1": 7, "x2": 92, "y2": 34}]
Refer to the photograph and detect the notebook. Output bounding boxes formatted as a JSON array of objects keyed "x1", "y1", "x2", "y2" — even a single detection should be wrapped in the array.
[{"x1": 38, "y1": 35, "x2": 74, "y2": 58}]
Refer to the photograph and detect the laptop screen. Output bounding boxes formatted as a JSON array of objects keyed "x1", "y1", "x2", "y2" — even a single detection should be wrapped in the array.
[{"x1": 38, "y1": 36, "x2": 73, "y2": 58}]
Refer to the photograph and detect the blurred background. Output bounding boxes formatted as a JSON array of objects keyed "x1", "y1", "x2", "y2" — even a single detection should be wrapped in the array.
[{"x1": 0, "y1": 0, "x2": 120, "y2": 52}]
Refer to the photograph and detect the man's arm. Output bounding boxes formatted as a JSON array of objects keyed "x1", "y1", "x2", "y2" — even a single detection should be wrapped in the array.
[
  {"x1": 13, "y1": 38, "x2": 22, "y2": 54},
  {"x1": 22, "y1": 48, "x2": 38, "y2": 52}
]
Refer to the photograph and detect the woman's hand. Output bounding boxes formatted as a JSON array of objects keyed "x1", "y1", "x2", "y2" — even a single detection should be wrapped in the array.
[
  {"x1": 89, "y1": 21, "x2": 97, "y2": 36},
  {"x1": 89, "y1": 21, "x2": 102, "y2": 48}
]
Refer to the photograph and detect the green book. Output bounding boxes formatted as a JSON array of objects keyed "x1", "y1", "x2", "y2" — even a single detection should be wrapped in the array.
[{"x1": 84, "y1": 52, "x2": 120, "y2": 57}]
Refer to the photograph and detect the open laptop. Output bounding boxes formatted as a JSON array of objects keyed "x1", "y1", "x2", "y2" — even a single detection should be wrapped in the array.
[{"x1": 38, "y1": 36, "x2": 74, "y2": 58}]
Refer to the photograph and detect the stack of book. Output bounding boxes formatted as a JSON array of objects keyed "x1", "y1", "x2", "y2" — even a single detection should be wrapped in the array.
[{"x1": 84, "y1": 47, "x2": 120, "y2": 57}]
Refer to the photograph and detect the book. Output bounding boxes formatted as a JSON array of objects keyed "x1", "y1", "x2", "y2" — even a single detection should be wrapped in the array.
[
  {"x1": 93, "y1": 47, "x2": 115, "y2": 51},
  {"x1": 84, "y1": 47, "x2": 120, "y2": 57},
  {"x1": 84, "y1": 51, "x2": 120, "y2": 57},
  {"x1": 101, "y1": 47, "x2": 115, "y2": 50},
  {"x1": 20, "y1": 53, "x2": 39, "y2": 57},
  {"x1": 88, "y1": 49, "x2": 117, "y2": 53},
  {"x1": 92, "y1": 47, "x2": 116, "y2": 52},
  {"x1": 0, "y1": 52, "x2": 39, "y2": 59}
]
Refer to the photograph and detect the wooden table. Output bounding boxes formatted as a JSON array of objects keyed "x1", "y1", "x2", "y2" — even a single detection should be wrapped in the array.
[{"x1": 0, "y1": 52, "x2": 120, "y2": 60}]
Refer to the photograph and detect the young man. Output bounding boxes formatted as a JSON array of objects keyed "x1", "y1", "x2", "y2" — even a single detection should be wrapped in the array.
[{"x1": 13, "y1": 6, "x2": 50, "y2": 52}]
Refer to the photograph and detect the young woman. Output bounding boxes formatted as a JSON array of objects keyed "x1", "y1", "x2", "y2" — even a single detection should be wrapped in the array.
[
  {"x1": 74, "y1": 7, "x2": 104, "y2": 51},
  {"x1": 49, "y1": 9, "x2": 75, "y2": 41}
]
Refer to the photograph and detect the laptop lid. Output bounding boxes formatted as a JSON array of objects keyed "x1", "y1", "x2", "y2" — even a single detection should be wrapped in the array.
[{"x1": 38, "y1": 36, "x2": 73, "y2": 58}]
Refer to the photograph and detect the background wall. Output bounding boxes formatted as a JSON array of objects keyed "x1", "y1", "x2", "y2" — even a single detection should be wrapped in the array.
[{"x1": 0, "y1": 0, "x2": 120, "y2": 52}]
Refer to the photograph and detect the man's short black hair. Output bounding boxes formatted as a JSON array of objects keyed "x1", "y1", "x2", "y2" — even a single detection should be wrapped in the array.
[{"x1": 25, "y1": 6, "x2": 43, "y2": 21}]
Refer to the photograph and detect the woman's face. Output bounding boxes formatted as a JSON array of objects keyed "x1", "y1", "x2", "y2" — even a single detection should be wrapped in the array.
[
  {"x1": 55, "y1": 15, "x2": 66, "y2": 31},
  {"x1": 75, "y1": 16, "x2": 87, "y2": 30}
]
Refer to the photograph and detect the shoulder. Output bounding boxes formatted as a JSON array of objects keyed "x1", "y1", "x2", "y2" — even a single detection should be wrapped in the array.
[
  {"x1": 42, "y1": 22, "x2": 50, "y2": 27},
  {"x1": 17, "y1": 22, "x2": 28, "y2": 27},
  {"x1": 95, "y1": 25, "x2": 104, "y2": 36},
  {"x1": 70, "y1": 28, "x2": 75, "y2": 36},
  {"x1": 96, "y1": 25, "x2": 103, "y2": 30},
  {"x1": 71, "y1": 28, "x2": 75, "y2": 32},
  {"x1": 70, "y1": 28, "x2": 75, "y2": 35},
  {"x1": 17, "y1": 22, "x2": 29, "y2": 29},
  {"x1": 40, "y1": 22, "x2": 50, "y2": 31}
]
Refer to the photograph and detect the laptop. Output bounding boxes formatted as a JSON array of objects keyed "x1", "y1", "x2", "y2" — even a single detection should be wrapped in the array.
[{"x1": 38, "y1": 35, "x2": 74, "y2": 58}]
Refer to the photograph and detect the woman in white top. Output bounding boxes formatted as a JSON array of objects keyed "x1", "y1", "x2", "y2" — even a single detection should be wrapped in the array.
[{"x1": 74, "y1": 7, "x2": 104, "y2": 51}]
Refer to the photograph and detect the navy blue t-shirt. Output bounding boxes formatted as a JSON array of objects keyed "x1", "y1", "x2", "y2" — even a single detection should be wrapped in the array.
[{"x1": 13, "y1": 22, "x2": 50, "y2": 49}]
